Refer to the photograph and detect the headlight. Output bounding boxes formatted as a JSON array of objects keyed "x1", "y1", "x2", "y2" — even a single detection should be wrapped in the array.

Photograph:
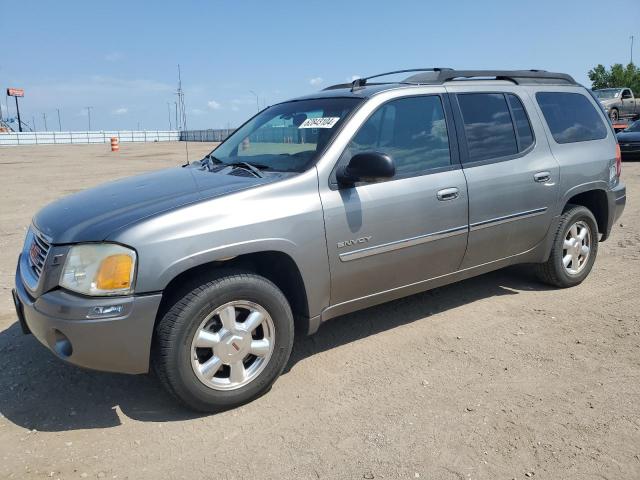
[{"x1": 60, "y1": 244, "x2": 137, "y2": 296}]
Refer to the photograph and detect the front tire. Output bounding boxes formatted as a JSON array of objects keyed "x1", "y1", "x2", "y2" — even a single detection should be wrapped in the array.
[
  {"x1": 152, "y1": 273, "x2": 294, "y2": 412},
  {"x1": 535, "y1": 205, "x2": 599, "y2": 288},
  {"x1": 609, "y1": 108, "x2": 619, "y2": 122}
]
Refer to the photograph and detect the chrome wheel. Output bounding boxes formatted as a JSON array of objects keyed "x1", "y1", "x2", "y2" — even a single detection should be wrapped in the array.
[
  {"x1": 562, "y1": 220, "x2": 591, "y2": 275},
  {"x1": 190, "y1": 301, "x2": 275, "y2": 391}
]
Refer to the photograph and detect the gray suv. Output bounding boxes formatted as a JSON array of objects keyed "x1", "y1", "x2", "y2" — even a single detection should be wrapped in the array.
[{"x1": 12, "y1": 69, "x2": 627, "y2": 411}]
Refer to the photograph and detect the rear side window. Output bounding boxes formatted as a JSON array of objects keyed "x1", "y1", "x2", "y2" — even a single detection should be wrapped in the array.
[
  {"x1": 536, "y1": 92, "x2": 608, "y2": 144},
  {"x1": 507, "y1": 94, "x2": 534, "y2": 151},
  {"x1": 457, "y1": 93, "x2": 518, "y2": 162}
]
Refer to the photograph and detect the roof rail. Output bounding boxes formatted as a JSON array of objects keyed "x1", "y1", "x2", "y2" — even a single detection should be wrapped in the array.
[
  {"x1": 404, "y1": 69, "x2": 577, "y2": 85},
  {"x1": 322, "y1": 68, "x2": 577, "y2": 91},
  {"x1": 323, "y1": 68, "x2": 454, "y2": 91}
]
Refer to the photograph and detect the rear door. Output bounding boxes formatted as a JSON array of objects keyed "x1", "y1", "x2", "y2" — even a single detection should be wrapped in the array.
[
  {"x1": 447, "y1": 87, "x2": 559, "y2": 268},
  {"x1": 319, "y1": 92, "x2": 468, "y2": 308}
]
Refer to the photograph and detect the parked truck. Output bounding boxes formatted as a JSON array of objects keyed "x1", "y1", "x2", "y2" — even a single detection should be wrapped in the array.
[{"x1": 593, "y1": 87, "x2": 640, "y2": 121}]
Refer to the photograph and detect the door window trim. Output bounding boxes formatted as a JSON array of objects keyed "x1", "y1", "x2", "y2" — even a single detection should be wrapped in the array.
[
  {"x1": 328, "y1": 93, "x2": 462, "y2": 189},
  {"x1": 451, "y1": 91, "x2": 537, "y2": 169}
]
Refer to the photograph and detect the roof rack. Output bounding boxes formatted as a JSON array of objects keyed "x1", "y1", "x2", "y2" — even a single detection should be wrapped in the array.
[
  {"x1": 323, "y1": 68, "x2": 453, "y2": 91},
  {"x1": 323, "y1": 68, "x2": 577, "y2": 91}
]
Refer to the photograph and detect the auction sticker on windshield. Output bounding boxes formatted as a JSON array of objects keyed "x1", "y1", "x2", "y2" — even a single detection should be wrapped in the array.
[{"x1": 299, "y1": 117, "x2": 340, "y2": 129}]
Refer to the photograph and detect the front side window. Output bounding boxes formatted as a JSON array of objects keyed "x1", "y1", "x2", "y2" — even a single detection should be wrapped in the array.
[
  {"x1": 457, "y1": 93, "x2": 518, "y2": 162},
  {"x1": 344, "y1": 95, "x2": 451, "y2": 176},
  {"x1": 210, "y1": 98, "x2": 363, "y2": 172},
  {"x1": 536, "y1": 92, "x2": 608, "y2": 144}
]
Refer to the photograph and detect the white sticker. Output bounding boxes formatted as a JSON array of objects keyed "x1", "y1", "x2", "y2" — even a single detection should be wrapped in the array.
[{"x1": 298, "y1": 117, "x2": 340, "y2": 129}]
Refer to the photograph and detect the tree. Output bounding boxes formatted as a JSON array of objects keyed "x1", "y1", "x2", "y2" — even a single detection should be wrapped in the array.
[{"x1": 588, "y1": 63, "x2": 640, "y2": 93}]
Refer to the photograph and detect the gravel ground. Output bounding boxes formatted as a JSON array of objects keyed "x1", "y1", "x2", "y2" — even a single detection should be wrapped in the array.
[{"x1": 0, "y1": 143, "x2": 638, "y2": 480}]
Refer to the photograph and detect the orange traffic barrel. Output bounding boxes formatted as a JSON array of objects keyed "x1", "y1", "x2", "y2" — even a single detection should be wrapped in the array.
[{"x1": 110, "y1": 137, "x2": 120, "y2": 152}]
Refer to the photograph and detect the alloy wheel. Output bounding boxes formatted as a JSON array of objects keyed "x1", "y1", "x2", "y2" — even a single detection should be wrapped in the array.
[
  {"x1": 562, "y1": 220, "x2": 591, "y2": 275},
  {"x1": 190, "y1": 301, "x2": 275, "y2": 391}
]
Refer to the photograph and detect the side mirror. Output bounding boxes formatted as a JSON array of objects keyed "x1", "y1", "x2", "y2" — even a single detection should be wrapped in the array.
[{"x1": 336, "y1": 151, "x2": 395, "y2": 186}]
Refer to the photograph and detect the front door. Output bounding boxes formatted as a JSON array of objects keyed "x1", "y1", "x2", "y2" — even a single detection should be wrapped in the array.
[{"x1": 320, "y1": 94, "x2": 469, "y2": 308}]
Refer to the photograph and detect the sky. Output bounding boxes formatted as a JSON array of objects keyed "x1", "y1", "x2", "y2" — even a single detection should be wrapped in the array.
[{"x1": 1, "y1": 0, "x2": 639, "y2": 131}]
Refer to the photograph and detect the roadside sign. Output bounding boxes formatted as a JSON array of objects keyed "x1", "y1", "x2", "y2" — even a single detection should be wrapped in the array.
[{"x1": 7, "y1": 88, "x2": 24, "y2": 97}]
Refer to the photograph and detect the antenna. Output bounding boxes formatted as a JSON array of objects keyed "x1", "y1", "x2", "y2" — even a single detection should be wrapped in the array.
[{"x1": 176, "y1": 64, "x2": 190, "y2": 166}]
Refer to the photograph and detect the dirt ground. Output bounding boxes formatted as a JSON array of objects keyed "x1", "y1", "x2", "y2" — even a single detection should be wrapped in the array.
[{"x1": 0, "y1": 142, "x2": 639, "y2": 480}]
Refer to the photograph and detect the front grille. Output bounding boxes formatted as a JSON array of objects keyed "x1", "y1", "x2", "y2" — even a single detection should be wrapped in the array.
[{"x1": 27, "y1": 229, "x2": 51, "y2": 280}]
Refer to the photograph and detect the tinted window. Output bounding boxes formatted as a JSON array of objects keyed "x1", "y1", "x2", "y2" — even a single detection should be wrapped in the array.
[
  {"x1": 536, "y1": 92, "x2": 608, "y2": 144},
  {"x1": 507, "y1": 94, "x2": 534, "y2": 151},
  {"x1": 346, "y1": 95, "x2": 451, "y2": 176},
  {"x1": 458, "y1": 93, "x2": 518, "y2": 162}
]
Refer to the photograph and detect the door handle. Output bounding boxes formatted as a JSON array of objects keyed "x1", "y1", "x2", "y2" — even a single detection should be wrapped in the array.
[
  {"x1": 436, "y1": 187, "x2": 459, "y2": 201},
  {"x1": 534, "y1": 171, "x2": 551, "y2": 183}
]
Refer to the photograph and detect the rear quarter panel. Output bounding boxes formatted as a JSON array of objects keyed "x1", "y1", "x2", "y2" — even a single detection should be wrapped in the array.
[{"x1": 525, "y1": 85, "x2": 617, "y2": 215}]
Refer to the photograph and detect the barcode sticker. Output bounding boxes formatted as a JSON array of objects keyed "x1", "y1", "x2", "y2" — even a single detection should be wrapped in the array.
[{"x1": 298, "y1": 117, "x2": 340, "y2": 129}]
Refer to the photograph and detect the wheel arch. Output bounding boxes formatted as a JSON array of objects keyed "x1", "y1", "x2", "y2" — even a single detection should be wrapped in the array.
[
  {"x1": 563, "y1": 188, "x2": 609, "y2": 238},
  {"x1": 155, "y1": 250, "x2": 312, "y2": 336}
]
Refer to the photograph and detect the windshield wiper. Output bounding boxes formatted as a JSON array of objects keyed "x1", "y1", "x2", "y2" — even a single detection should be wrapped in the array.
[
  {"x1": 201, "y1": 155, "x2": 267, "y2": 178},
  {"x1": 226, "y1": 161, "x2": 266, "y2": 178}
]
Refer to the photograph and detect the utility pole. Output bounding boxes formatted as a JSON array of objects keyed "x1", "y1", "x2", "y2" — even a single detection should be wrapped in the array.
[
  {"x1": 249, "y1": 90, "x2": 259, "y2": 112},
  {"x1": 174, "y1": 101, "x2": 179, "y2": 130},
  {"x1": 14, "y1": 97, "x2": 22, "y2": 132},
  {"x1": 167, "y1": 102, "x2": 172, "y2": 130},
  {"x1": 631, "y1": 35, "x2": 635, "y2": 65},
  {"x1": 42, "y1": 113, "x2": 48, "y2": 131},
  {"x1": 32, "y1": 115, "x2": 36, "y2": 132},
  {"x1": 85, "y1": 106, "x2": 93, "y2": 130},
  {"x1": 56, "y1": 108, "x2": 62, "y2": 131}
]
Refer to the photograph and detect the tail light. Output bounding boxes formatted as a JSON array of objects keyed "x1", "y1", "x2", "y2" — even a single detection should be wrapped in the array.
[{"x1": 615, "y1": 143, "x2": 622, "y2": 177}]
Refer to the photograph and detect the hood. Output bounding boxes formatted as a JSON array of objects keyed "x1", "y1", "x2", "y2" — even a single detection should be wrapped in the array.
[
  {"x1": 599, "y1": 99, "x2": 617, "y2": 107},
  {"x1": 617, "y1": 131, "x2": 640, "y2": 142},
  {"x1": 34, "y1": 165, "x2": 273, "y2": 244}
]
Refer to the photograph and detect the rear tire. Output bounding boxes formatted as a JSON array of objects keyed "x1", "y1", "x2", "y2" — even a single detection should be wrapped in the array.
[
  {"x1": 535, "y1": 205, "x2": 598, "y2": 288},
  {"x1": 152, "y1": 272, "x2": 294, "y2": 412}
]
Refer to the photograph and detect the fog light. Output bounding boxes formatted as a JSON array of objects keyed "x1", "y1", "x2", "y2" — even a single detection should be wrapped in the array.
[
  {"x1": 53, "y1": 329, "x2": 73, "y2": 358},
  {"x1": 87, "y1": 305, "x2": 125, "y2": 318}
]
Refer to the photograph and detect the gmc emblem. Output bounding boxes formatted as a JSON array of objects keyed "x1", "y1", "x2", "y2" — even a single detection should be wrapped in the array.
[{"x1": 28, "y1": 240, "x2": 42, "y2": 267}]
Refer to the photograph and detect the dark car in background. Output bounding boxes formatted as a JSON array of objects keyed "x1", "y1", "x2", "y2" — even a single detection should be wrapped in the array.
[{"x1": 617, "y1": 120, "x2": 640, "y2": 161}]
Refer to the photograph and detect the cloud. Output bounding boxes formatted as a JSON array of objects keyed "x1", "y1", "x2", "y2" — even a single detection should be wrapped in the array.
[
  {"x1": 105, "y1": 52, "x2": 123, "y2": 62},
  {"x1": 112, "y1": 107, "x2": 128, "y2": 115},
  {"x1": 231, "y1": 105, "x2": 239, "y2": 112},
  {"x1": 348, "y1": 75, "x2": 361, "y2": 82},
  {"x1": 309, "y1": 77, "x2": 324, "y2": 86},
  {"x1": 191, "y1": 108, "x2": 206, "y2": 115},
  {"x1": 207, "y1": 100, "x2": 221, "y2": 110}
]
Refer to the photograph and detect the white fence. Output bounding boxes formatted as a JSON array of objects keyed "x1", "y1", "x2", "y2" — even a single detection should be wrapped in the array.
[{"x1": 0, "y1": 130, "x2": 180, "y2": 146}]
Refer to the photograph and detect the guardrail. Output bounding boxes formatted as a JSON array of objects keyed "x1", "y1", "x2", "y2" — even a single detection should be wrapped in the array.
[{"x1": 0, "y1": 130, "x2": 180, "y2": 146}]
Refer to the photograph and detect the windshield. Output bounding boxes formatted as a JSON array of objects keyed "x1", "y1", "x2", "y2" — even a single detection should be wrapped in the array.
[
  {"x1": 624, "y1": 120, "x2": 640, "y2": 132},
  {"x1": 207, "y1": 97, "x2": 363, "y2": 173},
  {"x1": 593, "y1": 89, "x2": 621, "y2": 100}
]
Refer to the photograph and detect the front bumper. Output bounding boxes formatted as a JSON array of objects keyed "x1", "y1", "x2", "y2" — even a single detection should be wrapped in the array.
[{"x1": 14, "y1": 260, "x2": 162, "y2": 374}]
